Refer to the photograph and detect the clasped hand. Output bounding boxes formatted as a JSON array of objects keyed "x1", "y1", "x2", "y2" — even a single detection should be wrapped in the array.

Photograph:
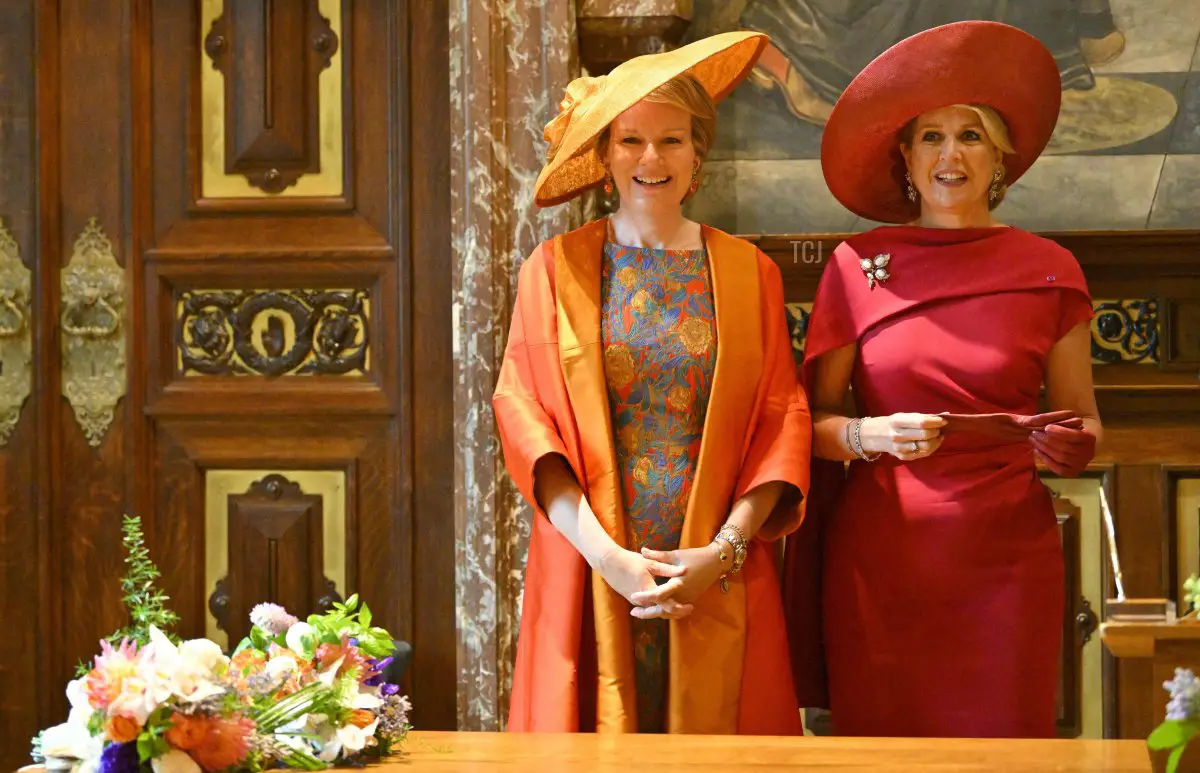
[{"x1": 598, "y1": 544, "x2": 726, "y2": 621}]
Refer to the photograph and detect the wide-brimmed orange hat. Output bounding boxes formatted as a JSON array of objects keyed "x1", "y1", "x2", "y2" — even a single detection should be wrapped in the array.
[
  {"x1": 534, "y1": 31, "x2": 768, "y2": 208},
  {"x1": 820, "y1": 21, "x2": 1061, "y2": 224}
]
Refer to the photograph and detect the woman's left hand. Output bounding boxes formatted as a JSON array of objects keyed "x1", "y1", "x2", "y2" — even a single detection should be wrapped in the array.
[{"x1": 628, "y1": 545, "x2": 726, "y2": 617}]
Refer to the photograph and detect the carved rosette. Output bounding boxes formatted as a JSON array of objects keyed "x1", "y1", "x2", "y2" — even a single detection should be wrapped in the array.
[
  {"x1": 1091, "y1": 299, "x2": 1159, "y2": 364},
  {"x1": 61, "y1": 219, "x2": 125, "y2": 447},
  {"x1": 178, "y1": 289, "x2": 369, "y2": 377},
  {"x1": 0, "y1": 221, "x2": 32, "y2": 446}
]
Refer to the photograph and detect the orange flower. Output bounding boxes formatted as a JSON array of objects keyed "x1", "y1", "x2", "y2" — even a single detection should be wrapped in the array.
[
  {"x1": 348, "y1": 709, "x2": 376, "y2": 729},
  {"x1": 105, "y1": 714, "x2": 141, "y2": 743},
  {"x1": 165, "y1": 714, "x2": 209, "y2": 751},
  {"x1": 188, "y1": 716, "x2": 254, "y2": 772}
]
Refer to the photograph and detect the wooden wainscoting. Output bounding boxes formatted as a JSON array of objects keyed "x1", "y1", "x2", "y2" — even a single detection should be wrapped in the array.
[{"x1": 0, "y1": 3, "x2": 453, "y2": 766}]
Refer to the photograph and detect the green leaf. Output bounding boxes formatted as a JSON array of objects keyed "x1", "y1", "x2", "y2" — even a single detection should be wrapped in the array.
[
  {"x1": 1149, "y1": 719, "x2": 1200, "y2": 749},
  {"x1": 360, "y1": 604, "x2": 372, "y2": 628},
  {"x1": 1167, "y1": 743, "x2": 1189, "y2": 773},
  {"x1": 250, "y1": 625, "x2": 270, "y2": 651},
  {"x1": 137, "y1": 735, "x2": 155, "y2": 763},
  {"x1": 345, "y1": 593, "x2": 359, "y2": 610}
]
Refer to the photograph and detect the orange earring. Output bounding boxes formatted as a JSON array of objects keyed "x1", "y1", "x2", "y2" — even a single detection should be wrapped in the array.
[{"x1": 603, "y1": 171, "x2": 614, "y2": 195}]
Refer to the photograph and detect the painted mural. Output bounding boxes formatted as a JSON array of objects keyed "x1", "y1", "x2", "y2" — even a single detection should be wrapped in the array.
[{"x1": 682, "y1": 0, "x2": 1200, "y2": 233}]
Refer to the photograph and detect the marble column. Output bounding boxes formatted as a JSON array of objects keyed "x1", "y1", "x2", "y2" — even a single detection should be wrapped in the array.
[{"x1": 450, "y1": 0, "x2": 585, "y2": 731}]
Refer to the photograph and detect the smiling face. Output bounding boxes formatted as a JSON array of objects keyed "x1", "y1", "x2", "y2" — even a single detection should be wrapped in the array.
[
  {"x1": 900, "y1": 105, "x2": 1006, "y2": 221},
  {"x1": 601, "y1": 99, "x2": 698, "y2": 212}
]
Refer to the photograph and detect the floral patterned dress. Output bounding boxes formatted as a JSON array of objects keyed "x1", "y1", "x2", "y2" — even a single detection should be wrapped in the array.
[{"x1": 600, "y1": 240, "x2": 716, "y2": 733}]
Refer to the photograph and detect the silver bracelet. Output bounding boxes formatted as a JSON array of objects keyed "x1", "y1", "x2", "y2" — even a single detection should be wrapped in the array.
[{"x1": 850, "y1": 418, "x2": 881, "y2": 462}]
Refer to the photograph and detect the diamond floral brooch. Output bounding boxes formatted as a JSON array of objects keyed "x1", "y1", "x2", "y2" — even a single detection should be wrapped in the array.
[{"x1": 860, "y1": 253, "x2": 891, "y2": 290}]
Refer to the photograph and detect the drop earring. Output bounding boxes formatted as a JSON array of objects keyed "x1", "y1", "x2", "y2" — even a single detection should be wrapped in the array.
[{"x1": 904, "y1": 172, "x2": 918, "y2": 202}]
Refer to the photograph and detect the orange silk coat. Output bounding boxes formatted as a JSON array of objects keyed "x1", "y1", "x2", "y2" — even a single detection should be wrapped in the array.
[{"x1": 494, "y1": 218, "x2": 811, "y2": 734}]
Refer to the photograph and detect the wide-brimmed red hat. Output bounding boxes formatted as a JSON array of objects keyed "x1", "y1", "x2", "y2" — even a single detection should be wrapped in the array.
[{"x1": 820, "y1": 21, "x2": 1061, "y2": 224}]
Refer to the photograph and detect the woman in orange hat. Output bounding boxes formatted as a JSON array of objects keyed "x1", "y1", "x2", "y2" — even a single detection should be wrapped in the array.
[
  {"x1": 782, "y1": 21, "x2": 1102, "y2": 738},
  {"x1": 494, "y1": 32, "x2": 812, "y2": 735}
]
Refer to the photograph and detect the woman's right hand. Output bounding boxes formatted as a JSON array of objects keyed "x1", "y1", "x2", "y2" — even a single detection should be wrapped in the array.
[
  {"x1": 859, "y1": 413, "x2": 946, "y2": 461},
  {"x1": 597, "y1": 546, "x2": 693, "y2": 619}
]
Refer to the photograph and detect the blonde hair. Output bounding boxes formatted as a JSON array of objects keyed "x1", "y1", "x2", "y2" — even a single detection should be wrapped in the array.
[
  {"x1": 900, "y1": 104, "x2": 1015, "y2": 209},
  {"x1": 597, "y1": 73, "x2": 717, "y2": 159}
]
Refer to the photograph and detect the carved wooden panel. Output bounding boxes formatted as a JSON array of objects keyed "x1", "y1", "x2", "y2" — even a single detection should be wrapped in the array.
[
  {"x1": 204, "y1": 0, "x2": 338, "y2": 193},
  {"x1": 22, "y1": 0, "x2": 455, "y2": 740},
  {"x1": 177, "y1": 288, "x2": 370, "y2": 377},
  {"x1": 1164, "y1": 299, "x2": 1200, "y2": 374},
  {"x1": 209, "y1": 474, "x2": 341, "y2": 646}
]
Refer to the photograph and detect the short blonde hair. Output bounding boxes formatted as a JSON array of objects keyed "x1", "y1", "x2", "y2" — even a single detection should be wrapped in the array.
[
  {"x1": 597, "y1": 73, "x2": 717, "y2": 159},
  {"x1": 899, "y1": 103, "x2": 1015, "y2": 209}
]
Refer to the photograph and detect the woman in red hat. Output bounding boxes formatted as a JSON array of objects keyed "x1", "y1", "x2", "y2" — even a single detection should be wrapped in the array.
[{"x1": 783, "y1": 21, "x2": 1103, "y2": 738}]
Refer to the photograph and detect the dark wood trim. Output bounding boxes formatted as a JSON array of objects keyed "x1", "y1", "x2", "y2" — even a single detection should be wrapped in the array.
[
  {"x1": 406, "y1": 0, "x2": 456, "y2": 731},
  {"x1": 35, "y1": 0, "x2": 63, "y2": 736},
  {"x1": 1165, "y1": 467, "x2": 1200, "y2": 612},
  {"x1": 0, "y1": 2, "x2": 42, "y2": 767},
  {"x1": 129, "y1": 0, "x2": 155, "y2": 644}
]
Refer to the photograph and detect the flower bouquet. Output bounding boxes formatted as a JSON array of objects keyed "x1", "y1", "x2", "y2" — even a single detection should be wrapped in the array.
[{"x1": 29, "y1": 516, "x2": 411, "y2": 773}]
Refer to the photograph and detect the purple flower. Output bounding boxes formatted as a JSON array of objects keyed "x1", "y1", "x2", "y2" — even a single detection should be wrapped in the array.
[
  {"x1": 99, "y1": 742, "x2": 139, "y2": 773},
  {"x1": 363, "y1": 655, "x2": 394, "y2": 686},
  {"x1": 249, "y1": 602, "x2": 298, "y2": 636},
  {"x1": 381, "y1": 682, "x2": 400, "y2": 696},
  {"x1": 1164, "y1": 667, "x2": 1200, "y2": 720}
]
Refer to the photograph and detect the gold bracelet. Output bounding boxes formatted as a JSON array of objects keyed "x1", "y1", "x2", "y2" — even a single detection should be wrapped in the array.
[{"x1": 714, "y1": 524, "x2": 748, "y2": 593}]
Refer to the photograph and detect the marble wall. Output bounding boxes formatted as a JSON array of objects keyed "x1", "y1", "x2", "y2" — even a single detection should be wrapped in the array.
[{"x1": 449, "y1": 0, "x2": 585, "y2": 731}]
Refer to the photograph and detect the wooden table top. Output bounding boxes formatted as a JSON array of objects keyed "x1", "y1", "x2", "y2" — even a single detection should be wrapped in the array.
[{"x1": 394, "y1": 730, "x2": 1153, "y2": 771}]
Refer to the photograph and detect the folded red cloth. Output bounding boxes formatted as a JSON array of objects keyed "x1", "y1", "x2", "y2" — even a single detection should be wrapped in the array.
[{"x1": 938, "y1": 410, "x2": 1083, "y2": 441}]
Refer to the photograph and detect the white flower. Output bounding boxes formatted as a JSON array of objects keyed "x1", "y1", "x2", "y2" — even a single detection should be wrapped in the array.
[
  {"x1": 335, "y1": 718, "x2": 379, "y2": 754},
  {"x1": 265, "y1": 652, "x2": 302, "y2": 678},
  {"x1": 64, "y1": 679, "x2": 93, "y2": 727},
  {"x1": 39, "y1": 720, "x2": 104, "y2": 768},
  {"x1": 285, "y1": 622, "x2": 317, "y2": 656},
  {"x1": 141, "y1": 626, "x2": 227, "y2": 705},
  {"x1": 39, "y1": 687, "x2": 104, "y2": 773},
  {"x1": 151, "y1": 750, "x2": 201, "y2": 773}
]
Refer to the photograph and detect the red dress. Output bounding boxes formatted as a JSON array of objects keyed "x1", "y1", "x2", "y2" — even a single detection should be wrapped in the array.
[{"x1": 783, "y1": 225, "x2": 1093, "y2": 738}]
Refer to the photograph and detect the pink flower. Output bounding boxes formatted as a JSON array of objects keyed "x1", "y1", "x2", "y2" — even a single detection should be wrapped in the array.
[
  {"x1": 84, "y1": 639, "x2": 142, "y2": 711},
  {"x1": 249, "y1": 603, "x2": 297, "y2": 636}
]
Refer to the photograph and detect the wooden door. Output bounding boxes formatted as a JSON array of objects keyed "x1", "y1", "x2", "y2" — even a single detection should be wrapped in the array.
[{"x1": 0, "y1": 2, "x2": 454, "y2": 766}]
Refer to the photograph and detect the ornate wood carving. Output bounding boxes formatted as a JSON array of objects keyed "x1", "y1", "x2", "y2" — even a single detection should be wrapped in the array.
[
  {"x1": 1092, "y1": 299, "x2": 1159, "y2": 365},
  {"x1": 208, "y1": 575, "x2": 231, "y2": 635},
  {"x1": 177, "y1": 289, "x2": 369, "y2": 377},
  {"x1": 204, "y1": 0, "x2": 339, "y2": 193},
  {"x1": 215, "y1": 473, "x2": 336, "y2": 646}
]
